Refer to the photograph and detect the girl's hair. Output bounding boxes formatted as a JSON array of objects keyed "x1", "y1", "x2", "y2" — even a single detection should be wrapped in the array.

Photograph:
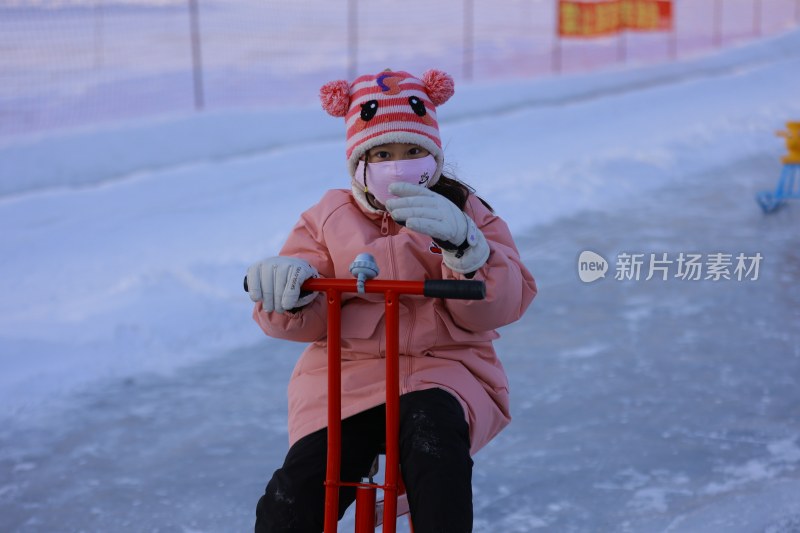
[{"x1": 432, "y1": 173, "x2": 494, "y2": 213}]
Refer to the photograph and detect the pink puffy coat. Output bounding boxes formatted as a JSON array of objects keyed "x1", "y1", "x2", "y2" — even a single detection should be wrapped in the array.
[{"x1": 253, "y1": 188, "x2": 536, "y2": 455}]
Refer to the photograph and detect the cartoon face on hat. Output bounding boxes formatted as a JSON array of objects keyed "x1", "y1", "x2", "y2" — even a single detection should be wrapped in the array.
[{"x1": 319, "y1": 69, "x2": 455, "y2": 189}]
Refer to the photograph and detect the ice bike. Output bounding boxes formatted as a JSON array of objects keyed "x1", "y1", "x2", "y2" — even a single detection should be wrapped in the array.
[{"x1": 246, "y1": 253, "x2": 485, "y2": 532}]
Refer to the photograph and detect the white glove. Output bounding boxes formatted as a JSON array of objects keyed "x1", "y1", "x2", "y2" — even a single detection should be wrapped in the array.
[
  {"x1": 385, "y1": 182, "x2": 467, "y2": 244},
  {"x1": 385, "y1": 182, "x2": 490, "y2": 274},
  {"x1": 247, "y1": 256, "x2": 318, "y2": 313}
]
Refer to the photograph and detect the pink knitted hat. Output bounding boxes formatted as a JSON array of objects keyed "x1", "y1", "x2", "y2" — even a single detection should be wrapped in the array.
[{"x1": 319, "y1": 69, "x2": 455, "y2": 187}]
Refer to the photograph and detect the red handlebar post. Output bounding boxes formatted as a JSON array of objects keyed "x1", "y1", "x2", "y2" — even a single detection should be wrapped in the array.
[{"x1": 324, "y1": 289, "x2": 343, "y2": 533}]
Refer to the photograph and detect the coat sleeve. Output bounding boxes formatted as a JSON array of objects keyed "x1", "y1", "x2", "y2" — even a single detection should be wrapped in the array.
[
  {"x1": 252, "y1": 194, "x2": 342, "y2": 342},
  {"x1": 439, "y1": 195, "x2": 537, "y2": 332}
]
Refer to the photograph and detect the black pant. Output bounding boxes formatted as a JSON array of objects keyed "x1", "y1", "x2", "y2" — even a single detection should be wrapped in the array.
[{"x1": 255, "y1": 388, "x2": 473, "y2": 532}]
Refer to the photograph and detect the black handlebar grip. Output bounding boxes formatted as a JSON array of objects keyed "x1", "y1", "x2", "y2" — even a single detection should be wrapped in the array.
[{"x1": 423, "y1": 280, "x2": 486, "y2": 300}]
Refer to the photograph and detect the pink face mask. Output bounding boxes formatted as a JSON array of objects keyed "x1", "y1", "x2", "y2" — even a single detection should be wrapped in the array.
[{"x1": 355, "y1": 155, "x2": 437, "y2": 205}]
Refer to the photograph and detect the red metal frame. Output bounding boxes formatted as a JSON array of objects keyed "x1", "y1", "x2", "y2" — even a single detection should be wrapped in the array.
[
  {"x1": 290, "y1": 276, "x2": 483, "y2": 532},
  {"x1": 304, "y1": 278, "x2": 429, "y2": 533}
]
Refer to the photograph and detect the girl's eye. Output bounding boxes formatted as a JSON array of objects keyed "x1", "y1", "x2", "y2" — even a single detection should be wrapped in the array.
[{"x1": 375, "y1": 151, "x2": 390, "y2": 159}]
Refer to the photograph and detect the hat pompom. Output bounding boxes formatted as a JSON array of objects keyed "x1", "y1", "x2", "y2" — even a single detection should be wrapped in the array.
[
  {"x1": 421, "y1": 69, "x2": 454, "y2": 107},
  {"x1": 319, "y1": 80, "x2": 351, "y2": 117}
]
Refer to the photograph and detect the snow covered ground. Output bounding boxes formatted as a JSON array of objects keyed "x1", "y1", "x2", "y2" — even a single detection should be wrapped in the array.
[{"x1": 1, "y1": 24, "x2": 800, "y2": 533}]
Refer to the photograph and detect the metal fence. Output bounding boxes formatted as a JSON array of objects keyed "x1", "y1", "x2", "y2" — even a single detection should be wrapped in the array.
[{"x1": 1, "y1": 0, "x2": 798, "y2": 140}]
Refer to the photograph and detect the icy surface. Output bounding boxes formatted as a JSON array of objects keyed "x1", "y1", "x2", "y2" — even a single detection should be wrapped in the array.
[{"x1": 1, "y1": 27, "x2": 800, "y2": 533}]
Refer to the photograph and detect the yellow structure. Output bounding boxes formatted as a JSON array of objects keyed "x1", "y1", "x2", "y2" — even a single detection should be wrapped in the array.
[
  {"x1": 757, "y1": 121, "x2": 800, "y2": 212},
  {"x1": 777, "y1": 121, "x2": 800, "y2": 164}
]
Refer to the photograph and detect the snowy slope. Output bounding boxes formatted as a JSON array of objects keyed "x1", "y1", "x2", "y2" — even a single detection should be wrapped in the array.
[{"x1": 1, "y1": 27, "x2": 800, "y2": 533}]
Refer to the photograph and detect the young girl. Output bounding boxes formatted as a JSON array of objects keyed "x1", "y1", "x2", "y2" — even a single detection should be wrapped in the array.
[{"x1": 247, "y1": 69, "x2": 536, "y2": 532}]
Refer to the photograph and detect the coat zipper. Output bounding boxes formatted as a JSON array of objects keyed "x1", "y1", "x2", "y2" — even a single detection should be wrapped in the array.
[
  {"x1": 381, "y1": 211, "x2": 411, "y2": 390},
  {"x1": 383, "y1": 212, "x2": 398, "y2": 278},
  {"x1": 380, "y1": 212, "x2": 390, "y2": 236},
  {"x1": 381, "y1": 211, "x2": 394, "y2": 361},
  {"x1": 382, "y1": 212, "x2": 414, "y2": 393}
]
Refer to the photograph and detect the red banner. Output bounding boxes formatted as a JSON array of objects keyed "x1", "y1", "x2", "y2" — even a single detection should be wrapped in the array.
[{"x1": 559, "y1": 0, "x2": 673, "y2": 38}]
